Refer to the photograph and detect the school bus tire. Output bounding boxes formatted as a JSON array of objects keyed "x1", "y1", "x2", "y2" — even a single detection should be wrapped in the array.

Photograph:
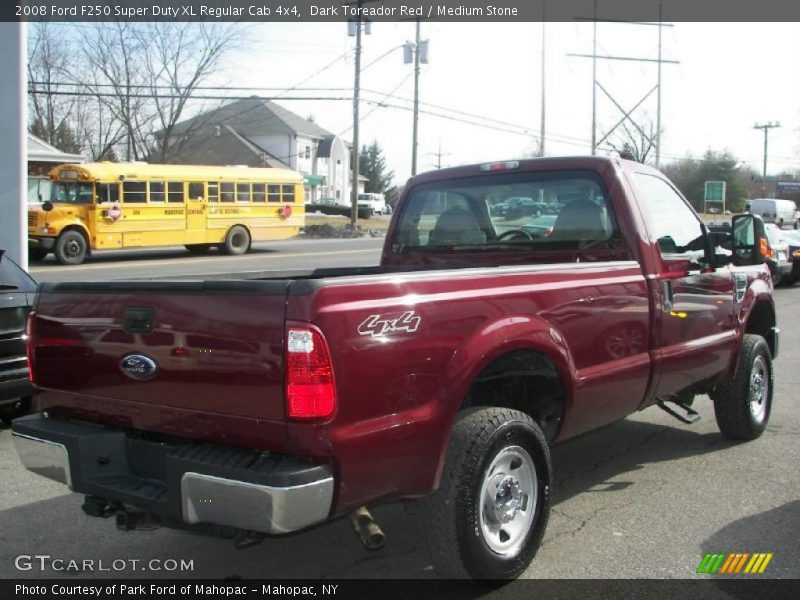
[
  {"x1": 54, "y1": 229, "x2": 89, "y2": 265},
  {"x1": 222, "y1": 225, "x2": 251, "y2": 255}
]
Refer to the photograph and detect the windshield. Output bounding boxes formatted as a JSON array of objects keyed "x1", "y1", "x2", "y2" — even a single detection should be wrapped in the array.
[
  {"x1": 392, "y1": 170, "x2": 618, "y2": 255},
  {"x1": 51, "y1": 182, "x2": 95, "y2": 205}
]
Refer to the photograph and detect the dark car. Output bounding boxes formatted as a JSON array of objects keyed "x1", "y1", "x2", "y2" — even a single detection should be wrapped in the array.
[
  {"x1": 0, "y1": 250, "x2": 35, "y2": 424},
  {"x1": 491, "y1": 196, "x2": 546, "y2": 219}
]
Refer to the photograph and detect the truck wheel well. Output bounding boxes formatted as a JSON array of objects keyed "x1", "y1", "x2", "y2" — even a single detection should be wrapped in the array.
[
  {"x1": 745, "y1": 301, "x2": 777, "y2": 357},
  {"x1": 460, "y1": 350, "x2": 564, "y2": 442}
]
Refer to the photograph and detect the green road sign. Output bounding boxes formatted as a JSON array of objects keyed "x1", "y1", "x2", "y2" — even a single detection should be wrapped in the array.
[{"x1": 705, "y1": 181, "x2": 726, "y2": 202}]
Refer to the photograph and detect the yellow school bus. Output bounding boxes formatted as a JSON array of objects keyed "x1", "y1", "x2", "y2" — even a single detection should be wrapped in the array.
[{"x1": 28, "y1": 163, "x2": 305, "y2": 265}]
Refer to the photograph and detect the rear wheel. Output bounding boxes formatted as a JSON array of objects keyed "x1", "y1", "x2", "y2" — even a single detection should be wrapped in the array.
[
  {"x1": 54, "y1": 230, "x2": 88, "y2": 265},
  {"x1": 711, "y1": 334, "x2": 773, "y2": 441},
  {"x1": 221, "y1": 226, "x2": 250, "y2": 255},
  {"x1": 420, "y1": 407, "x2": 551, "y2": 581}
]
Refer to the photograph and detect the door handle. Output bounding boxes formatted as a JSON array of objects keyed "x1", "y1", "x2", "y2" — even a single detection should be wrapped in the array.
[{"x1": 661, "y1": 280, "x2": 674, "y2": 312}]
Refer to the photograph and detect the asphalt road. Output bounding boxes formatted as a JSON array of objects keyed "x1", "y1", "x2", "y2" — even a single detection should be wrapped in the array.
[
  {"x1": 2, "y1": 241, "x2": 798, "y2": 584},
  {"x1": 27, "y1": 236, "x2": 386, "y2": 283}
]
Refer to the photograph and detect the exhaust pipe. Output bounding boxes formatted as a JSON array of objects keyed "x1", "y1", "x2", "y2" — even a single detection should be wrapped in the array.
[{"x1": 349, "y1": 506, "x2": 386, "y2": 550}]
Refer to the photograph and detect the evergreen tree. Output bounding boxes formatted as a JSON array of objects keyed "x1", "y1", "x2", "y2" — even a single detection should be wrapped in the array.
[
  {"x1": 661, "y1": 150, "x2": 756, "y2": 213},
  {"x1": 359, "y1": 141, "x2": 394, "y2": 194}
]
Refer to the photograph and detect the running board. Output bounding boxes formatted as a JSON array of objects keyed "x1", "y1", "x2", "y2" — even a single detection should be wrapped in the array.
[{"x1": 657, "y1": 400, "x2": 700, "y2": 424}]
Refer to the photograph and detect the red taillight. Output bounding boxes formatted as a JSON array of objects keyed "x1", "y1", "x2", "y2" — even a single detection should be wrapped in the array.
[
  {"x1": 25, "y1": 311, "x2": 36, "y2": 383},
  {"x1": 286, "y1": 325, "x2": 336, "y2": 420},
  {"x1": 480, "y1": 160, "x2": 520, "y2": 172}
]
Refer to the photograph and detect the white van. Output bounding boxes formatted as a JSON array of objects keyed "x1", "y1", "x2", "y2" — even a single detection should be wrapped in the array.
[
  {"x1": 358, "y1": 192, "x2": 390, "y2": 215},
  {"x1": 746, "y1": 198, "x2": 799, "y2": 229}
]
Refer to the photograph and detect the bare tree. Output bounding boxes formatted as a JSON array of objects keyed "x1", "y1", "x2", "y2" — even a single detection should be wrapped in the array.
[
  {"x1": 74, "y1": 98, "x2": 125, "y2": 162},
  {"x1": 27, "y1": 23, "x2": 83, "y2": 153},
  {"x1": 79, "y1": 22, "x2": 243, "y2": 162},
  {"x1": 604, "y1": 115, "x2": 659, "y2": 164},
  {"x1": 140, "y1": 23, "x2": 243, "y2": 162},
  {"x1": 81, "y1": 22, "x2": 155, "y2": 161}
]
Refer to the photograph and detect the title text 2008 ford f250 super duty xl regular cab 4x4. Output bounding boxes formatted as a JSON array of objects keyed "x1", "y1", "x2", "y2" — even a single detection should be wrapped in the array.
[{"x1": 13, "y1": 157, "x2": 778, "y2": 581}]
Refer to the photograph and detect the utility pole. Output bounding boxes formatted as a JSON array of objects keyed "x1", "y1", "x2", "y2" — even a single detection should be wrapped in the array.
[
  {"x1": 405, "y1": 23, "x2": 428, "y2": 176},
  {"x1": 754, "y1": 121, "x2": 780, "y2": 194},
  {"x1": 655, "y1": 2, "x2": 663, "y2": 167},
  {"x1": 348, "y1": 9, "x2": 370, "y2": 225},
  {"x1": 591, "y1": 0, "x2": 597, "y2": 155},
  {"x1": 539, "y1": 1, "x2": 546, "y2": 156},
  {"x1": 570, "y1": 2, "x2": 676, "y2": 161}
]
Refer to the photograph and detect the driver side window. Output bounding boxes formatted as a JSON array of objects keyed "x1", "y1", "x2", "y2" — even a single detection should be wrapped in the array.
[{"x1": 633, "y1": 173, "x2": 705, "y2": 259}]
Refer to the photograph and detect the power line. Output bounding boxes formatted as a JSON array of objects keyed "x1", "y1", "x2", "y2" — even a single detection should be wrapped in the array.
[{"x1": 30, "y1": 81, "x2": 352, "y2": 92}]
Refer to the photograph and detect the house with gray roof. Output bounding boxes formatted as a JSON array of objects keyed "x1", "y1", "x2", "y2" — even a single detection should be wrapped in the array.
[
  {"x1": 162, "y1": 97, "x2": 352, "y2": 203},
  {"x1": 27, "y1": 133, "x2": 84, "y2": 203}
]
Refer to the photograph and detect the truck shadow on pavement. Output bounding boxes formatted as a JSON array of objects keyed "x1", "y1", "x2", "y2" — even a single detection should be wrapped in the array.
[
  {"x1": 1, "y1": 413, "x2": 742, "y2": 580},
  {"x1": 700, "y1": 500, "x2": 800, "y2": 580}
]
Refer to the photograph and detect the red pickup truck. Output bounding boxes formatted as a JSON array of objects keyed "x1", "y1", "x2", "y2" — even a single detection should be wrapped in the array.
[{"x1": 13, "y1": 157, "x2": 778, "y2": 581}]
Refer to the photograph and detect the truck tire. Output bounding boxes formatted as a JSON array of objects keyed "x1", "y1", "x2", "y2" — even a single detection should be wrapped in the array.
[
  {"x1": 54, "y1": 230, "x2": 88, "y2": 265},
  {"x1": 711, "y1": 334, "x2": 773, "y2": 441},
  {"x1": 420, "y1": 407, "x2": 551, "y2": 581},
  {"x1": 221, "y1": 226, "x2": 250, "y2": 255}
]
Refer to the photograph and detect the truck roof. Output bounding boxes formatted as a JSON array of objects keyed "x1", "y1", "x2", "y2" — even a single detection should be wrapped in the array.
[{"x1": 404, "y1": 156, "x2": 646, "y2": 188}]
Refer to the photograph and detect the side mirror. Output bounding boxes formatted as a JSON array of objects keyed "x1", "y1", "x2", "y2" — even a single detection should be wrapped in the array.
[
  {"x1": 731, "y1": 213, "x2": 768, "y2": 266},
  {"x1": 41, "y1": 200, "x2": 54, "y2": 212}
]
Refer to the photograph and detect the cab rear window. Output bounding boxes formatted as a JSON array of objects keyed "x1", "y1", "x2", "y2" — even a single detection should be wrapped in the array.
[{"x1": 392, "y1": 170, "x2": 622, "y2": 258}]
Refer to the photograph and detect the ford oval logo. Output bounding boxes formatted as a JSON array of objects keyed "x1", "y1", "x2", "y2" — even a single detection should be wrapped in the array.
[{"x1": 120, "y1": 354, "x2": 158, "y2": 381}]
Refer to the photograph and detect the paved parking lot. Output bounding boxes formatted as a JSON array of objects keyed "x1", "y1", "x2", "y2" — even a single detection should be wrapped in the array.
[{"x1": 1, "y1": 286, "x2": 797, "y2": 582}]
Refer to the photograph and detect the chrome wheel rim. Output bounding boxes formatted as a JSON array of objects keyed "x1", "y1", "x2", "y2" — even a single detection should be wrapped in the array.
[
  {"x1": 749, "y1": 355, "x2": 769, "y2": 424},
  {"x1": 478, "y1": 445, "x2": 537, "y2": 556}
]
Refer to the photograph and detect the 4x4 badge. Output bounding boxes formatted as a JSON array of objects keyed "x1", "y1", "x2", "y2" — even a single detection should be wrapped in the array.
[{"x1": 358, "y1": 311, "x2": 421, "y2": 338}]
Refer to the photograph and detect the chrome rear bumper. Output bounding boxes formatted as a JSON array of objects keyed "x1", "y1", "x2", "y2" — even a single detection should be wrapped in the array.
[{"x1": 12, "y1": 415, "x2": 333, "y2": 535}]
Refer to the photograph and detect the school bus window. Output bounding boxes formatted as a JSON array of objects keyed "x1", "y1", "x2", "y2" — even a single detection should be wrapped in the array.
[
  {"x1": 188, "y1": 182, "x2": 204, "y2": 200},
  {"x1": 282, "y1": 184, "x2": 295, "y2": 202},
  {"x1": 236, "y1": 183, "x2": 250, "y2": 203},
  {"x1": 252, "y1": 183, "x2": 266, "y2": 203},
  {"x1": 208, "y1": 182, "x2": 219, "y2": 202},
  {"x1": 98, "y1": 183, "x2": 119, "y2": 204},
  {"x1": 221, "y1": 182, "x2": 235, "y2": 203},
  {"x1": 150, "y1": 181, "x2": 166, "y2": 203},
  {"x1": 122, "y1": 181, "x2": 146, "y2": 203},
  {"x1": 52, "y1": 182, "x2": 95, "y2": 204},
  {"x1": 168, "y1": 181, "x2": 184, "y2": 203},
  {"x1": 267, "y1": 184, "x2": 281, "y2": 202}
]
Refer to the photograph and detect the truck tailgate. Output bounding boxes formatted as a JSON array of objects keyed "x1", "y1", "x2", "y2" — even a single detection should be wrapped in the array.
[{"x1": 31, "y1": 280, "x2": 289, "y2": 449}]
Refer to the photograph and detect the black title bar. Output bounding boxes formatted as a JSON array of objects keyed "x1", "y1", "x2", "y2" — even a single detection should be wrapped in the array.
[{"x1": 7, "y1": 0, "x2": 800, "y2": 22}]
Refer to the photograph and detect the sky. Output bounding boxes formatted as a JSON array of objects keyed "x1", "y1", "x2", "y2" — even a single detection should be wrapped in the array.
[{"x1": 167, "y1": 21, "x2": 800, "y2": 184}]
